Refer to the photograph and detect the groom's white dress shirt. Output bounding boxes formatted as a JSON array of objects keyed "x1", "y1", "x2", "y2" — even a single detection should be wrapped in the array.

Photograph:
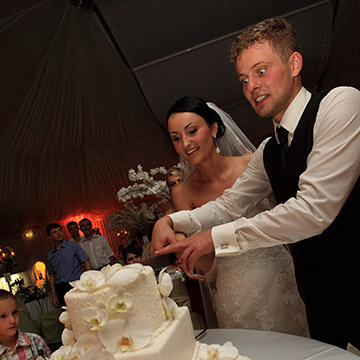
[{"x1": 169, "y1": 87, "x2": 360, "y2": 256}]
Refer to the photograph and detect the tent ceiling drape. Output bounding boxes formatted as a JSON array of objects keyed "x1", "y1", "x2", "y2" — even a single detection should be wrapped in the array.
[
  {"x1": 0, "y1": 0, "x2": 178, "y2": 236},
  {"x1": 0, "y1": 0, "x2": 359, "y2": 261}
]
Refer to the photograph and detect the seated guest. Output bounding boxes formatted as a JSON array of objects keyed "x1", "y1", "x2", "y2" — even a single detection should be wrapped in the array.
[
  {"x1": 0, "y1": 290, "x2": 52, "y2": 359},
  {"x1": 122, "y1": 245, "x2": 142, "y2": 265},
  {"x1": 79, "y1": 218, "x2": 115, "y2": 270},
  {"x1": 47, "y1": 223, "x2": 91, "y2": 307}
]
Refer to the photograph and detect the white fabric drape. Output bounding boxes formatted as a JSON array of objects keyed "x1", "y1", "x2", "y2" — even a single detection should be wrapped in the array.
[{"x1": 0, "y1": 1, "x2": 176, "y2": 249}]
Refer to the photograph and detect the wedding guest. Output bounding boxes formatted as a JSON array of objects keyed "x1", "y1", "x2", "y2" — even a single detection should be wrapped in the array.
[
  {"x1": 122, "y1": 245, "x2": 142, "y2": 265},
  {"x1": 166, "y1": 166, "x2": 184, "y2": 191},
  {"x1": 0, "y1": 290, "x2": 52, "y2": 359},
  {"x1": 163, "y1": 95, "x2": 308, "y2": 335},
  {"x1": 152, "y1": 18, "x2": 360, "y2": 349},
  {"x1": 129, "y1": 239, "x2": 143, "y2": 255},
  {"x1": 79, "y1": 218, "x2": 115, "y2": 270},
  {"x1": 47, "y1": 223, "x2": 91, "y2": 307},
  {"x1": 66, "y1": 221, "x2": 85, "y2": 244}
]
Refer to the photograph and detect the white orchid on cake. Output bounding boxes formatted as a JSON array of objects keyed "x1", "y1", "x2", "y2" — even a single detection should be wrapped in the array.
[
  {"x1": 98, "y1": 316, "x2": 152, "y2": 353},
  {"x1": 105, "y1": 263, "x2": 144, "y2": 287},
  {"x1": 106, "y1": 288, "x2": 134, "y2": 313},
  {"x1": 59, "y1": 311, "x2": 71, "y2": 330},
  {"x1": 82, "y1": 302, "x2": 109, "y2": 331},
  {"x1": 158, "y1": 268, "x2": 179, "y2": 320},
  {"x1": 70, "y1": 271, "x2": 106, "y2": 292}
]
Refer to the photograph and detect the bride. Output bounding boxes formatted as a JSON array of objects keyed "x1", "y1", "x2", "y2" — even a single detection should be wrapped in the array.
[{"x1": 166, "y1": 96, "x2": 309, "y2": 336}]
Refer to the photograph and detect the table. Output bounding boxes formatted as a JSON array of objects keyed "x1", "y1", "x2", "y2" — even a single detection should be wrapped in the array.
[
  {"x1": 24, "y1": 295, "x2": 63, "y2": 345},
  {"x1": 195, "y1": 329, "x2": 359, "y2": 359}
]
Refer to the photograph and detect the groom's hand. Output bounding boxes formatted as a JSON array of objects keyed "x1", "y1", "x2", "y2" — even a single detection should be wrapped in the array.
[
  {"x1": 151, "y1": 216, "x2": 176, "y2": 253},
  {"x1": 154, "y1": 230, "x2": 214, "y2": 273}
]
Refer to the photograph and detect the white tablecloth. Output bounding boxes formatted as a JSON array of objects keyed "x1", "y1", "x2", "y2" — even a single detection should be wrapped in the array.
[
  {"x1": 195, "y1": 329, "x2": 359, "y2": 359},
  {"x1": 24, "y1": 295, "x2": 55, "y2": 323}
]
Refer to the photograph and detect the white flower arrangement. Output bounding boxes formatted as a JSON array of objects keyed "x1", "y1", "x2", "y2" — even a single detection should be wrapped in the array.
[
  {"x1": 117, "y1": 165, "x2": 171, "y2": 203},
  {"x1": 106, "y1": 200, "x2": 162, "y2": 237},
  {"x1": 108, "y1": 164, "x2": 176, "y2": 238}
]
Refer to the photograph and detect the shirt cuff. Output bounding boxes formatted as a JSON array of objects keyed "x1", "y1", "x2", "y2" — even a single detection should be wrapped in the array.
[
  {"x1": 212, "y1": 222, "x2": 242, "y2": 257},
  {"x1": 169, "y1": 211, "x2": 197, "y2": 235}
]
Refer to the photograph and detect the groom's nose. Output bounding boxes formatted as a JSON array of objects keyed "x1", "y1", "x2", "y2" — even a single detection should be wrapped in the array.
[{"x1": 246, "y1": 75, "x2": 260, "y2": 93}]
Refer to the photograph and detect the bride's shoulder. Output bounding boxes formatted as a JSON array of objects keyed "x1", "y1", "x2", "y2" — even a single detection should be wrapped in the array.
[
  {"x1": 170, "y1": 178, "x2": 196, "y2": 210},
  {"x1": 226, "y1": 153, "x2": 254, "y2": 165}
]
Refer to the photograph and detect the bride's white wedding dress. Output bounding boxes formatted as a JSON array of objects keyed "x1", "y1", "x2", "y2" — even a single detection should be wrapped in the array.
[
  {"x1": 215, "y1": 247, "x2": 309, "y2": 335},
  {"x1": 184, "y1": 103, "x2": 309, "y2": 336}
]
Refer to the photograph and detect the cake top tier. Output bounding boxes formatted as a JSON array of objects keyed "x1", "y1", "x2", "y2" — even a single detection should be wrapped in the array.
[{"x1": 60, "y1": 263, "x2": 179, "y2": 356}]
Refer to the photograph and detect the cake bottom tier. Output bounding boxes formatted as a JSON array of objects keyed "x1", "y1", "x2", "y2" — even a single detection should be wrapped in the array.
[{"x1": 115, "y1": 306, "x2": 197, "y2": 360}]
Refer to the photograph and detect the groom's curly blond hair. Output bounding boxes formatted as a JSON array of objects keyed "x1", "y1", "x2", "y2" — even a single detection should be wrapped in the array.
[{"x1": 230, "y1": 17, "x2": 300, "y2": 63}]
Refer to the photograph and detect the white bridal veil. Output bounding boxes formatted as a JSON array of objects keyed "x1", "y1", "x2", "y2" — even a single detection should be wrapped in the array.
[{"x1": 179, "y1": 102, "x2": 255, "y2": 177}]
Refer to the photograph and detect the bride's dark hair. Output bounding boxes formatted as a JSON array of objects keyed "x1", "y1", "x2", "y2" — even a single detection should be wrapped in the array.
[{"x1": 166, "y1": 96, "x2": 225, "y2": 138}]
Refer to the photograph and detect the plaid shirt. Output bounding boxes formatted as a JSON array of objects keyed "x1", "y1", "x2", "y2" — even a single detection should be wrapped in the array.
[{"x1": 0, "y1": 331, "x2": 51, "y2": 360}]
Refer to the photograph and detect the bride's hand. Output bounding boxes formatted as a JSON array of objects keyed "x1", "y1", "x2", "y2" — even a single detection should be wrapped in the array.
[
  {"x1": 151, "y1": 216, "x2": 176, "y2": 253},
  {"x1": 154, "y1": 229, "x2": 214, "y2": 273},
  {"x1": 194, "y1": 253, "x2": 215, "y2": 273}
]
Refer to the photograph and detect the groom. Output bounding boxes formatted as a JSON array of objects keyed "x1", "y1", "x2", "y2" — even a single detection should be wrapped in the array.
[{"x1": 151, "y1": 17, "x2": 360, "y2": 349}]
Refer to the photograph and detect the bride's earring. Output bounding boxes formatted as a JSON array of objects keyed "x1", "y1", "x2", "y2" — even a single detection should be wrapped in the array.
[{"x1": 214, "y1": 137, "x2": 221, "y2": 154}]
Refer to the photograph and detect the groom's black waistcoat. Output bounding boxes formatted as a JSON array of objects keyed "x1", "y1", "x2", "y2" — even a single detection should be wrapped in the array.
[{"x1": 263, "y1": 90, "x2": 360, "y2": 306}]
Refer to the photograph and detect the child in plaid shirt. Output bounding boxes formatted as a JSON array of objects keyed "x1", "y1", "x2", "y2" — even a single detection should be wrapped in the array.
[{"x1": 0, "y1": 290, "x2": 51, "y2": 360}]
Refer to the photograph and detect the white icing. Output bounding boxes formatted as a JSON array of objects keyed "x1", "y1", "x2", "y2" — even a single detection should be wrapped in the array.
[
  {"x1": 64, "y1": 265, "x2": 167, "y2": 339},
  {"x1": 113, "y1": 307, "x2": 196, "y2": 360}
]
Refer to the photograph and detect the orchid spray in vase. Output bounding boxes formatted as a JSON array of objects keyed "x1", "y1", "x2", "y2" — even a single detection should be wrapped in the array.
[
  {"x1": 107, "y1": 165, "x2": 172, "y2": 259},
  {"x1": 117, "y1": 165, "x2": 171, "y2": 204}
]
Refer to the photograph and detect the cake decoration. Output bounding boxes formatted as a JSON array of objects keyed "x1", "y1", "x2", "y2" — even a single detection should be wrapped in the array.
[
  {"x1": 51, "y1": 263, "x2": 251, "y2": 360},
  {"x1": 198, "y1": 341, "x2": 251, "y2": 360}
]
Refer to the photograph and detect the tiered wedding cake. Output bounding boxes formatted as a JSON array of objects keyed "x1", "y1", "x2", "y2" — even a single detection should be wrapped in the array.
[{"x1": 51, "y1": 263, "x2": 250, "y2": 360}]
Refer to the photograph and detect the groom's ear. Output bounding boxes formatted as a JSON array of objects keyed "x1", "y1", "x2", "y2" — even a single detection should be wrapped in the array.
[{"x1": 289, "y1": 51, "x2": 302, "y2": 77}]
